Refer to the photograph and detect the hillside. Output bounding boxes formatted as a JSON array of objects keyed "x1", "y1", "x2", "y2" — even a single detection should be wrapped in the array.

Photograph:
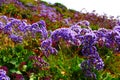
[{"x1": 0, "y1": 0, "x2": 120, "y2": 80}]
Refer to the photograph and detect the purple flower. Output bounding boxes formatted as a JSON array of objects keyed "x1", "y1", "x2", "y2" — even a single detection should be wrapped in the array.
[
  {"x1": 29, "y1": 56, "x2": 49, "y2": 68},
  {"x1": 41, "y1": 38, "x2": 58, "y2": 57},
  {"x1": 81, "y1": 54, "x2": 104, "y2": 78},
  {"x1": 30, "y1": 20, "x2": 48, "y2": 39},
  {"x1": 81, "y1": 60, "x2": 96, "y2": 79},
  {"x1": 84, "y1": 70, "x2": 96, "y2": 79},
  {"x1": 18, "y1": 20, "x2": 28, "y2": 32},
  {"x1": 30, "y1": 23, "x2": 40, "y2": 37},
  {"x1": 70, "y1": 24, "x2": 81, "y2": 34},
  {"x1": 115, "y1": 36, "x2": 120, "y2": 45},
  {"x1": 22, "y1": 25, "x2": 31, "y2": 33},
  {"x1": 30, "y1": 23, "x2": 39, "y2": 31},
  {"x1": 79, "y1": 28, "x2": 91, "y2": 36},
  {"x1": 105, "y1": 30, "x2": 119, "y2": 48},
  {"x1": 41, "y1": 38, "x2": 52, "y2": 48},
  {"x1": 93, "y1": 28, "x2": 108, "y2": 47},
  {"x1": 97, "y1": 37, "x2": 106, "y2": 47},
  {"x1": 94, "y1": 28, "x2": 107, "y2": 38},
  {"x1": 38, "y1": 20, "x2": 48, "y2": 39},
  {"x1": 76, "y1": 20, "x2": 91, "y2": 30},
  {"x1": 0, "y1": 69, "x2": 10, "y2": 80},
  {"x1": 82, "y1": 46, "x2": 98, "y2": 57},
  {"x1": 114, "y1": 36, "x2": 120, "y2": 52},
  {"x1": 0, "y1": 16, "x2": 8, "y2": 23},
  {"x1": 10, "y1": 19, "x2": 21, "y2": 25},
  {"x1": 51, "y1": 28, "x2": 81, "y2": 46},
  {"x1": 81, "y1": 20, "x2": 90, "y2": 26},
  {"x1": 82, "y1": 32, "x2": 97, "y2": 46},
  {"x1": 113, "y1": 25, "x2": 120, "y2": 33},
  {"x1": 3, "y1": 22, "x2": 12, "y2": 34},
  {"x1": 3, "y1": 19, "x2": 23, "y2": 34},
  {"x1": 0, "y1": 22, "x2": 4, "y2": 32},
  {"x1": 63, "y1": 18, "x2": 71, "y2": 25},
  {"x1": 116, "y1": 20, "x2": 120, "y2": 26},
  {"x1": 9, "y1": 34, "x2": 23, "y2": 43},
  {"x1": 88, "y1": 56, "x2": 104, "y2": 70},
  {"x1": 39, "y1": 4, "x2": 60, "y2": 22}
]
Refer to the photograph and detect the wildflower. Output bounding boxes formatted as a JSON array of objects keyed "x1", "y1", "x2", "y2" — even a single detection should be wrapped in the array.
[
  {"x1": 9, "y1": 34, "x2": 23, "y2": 43},
  {"x1": 41, "y1": 38, "x2": 58, "y2": 57},
  {"x1": 38, "y1": 20, "x2": 48, "y2": 39},
  {"x1": 29, "y1": 56, "x2": 49, "y2": 68},
  {"x1": 3, "y1": 22, "x2": 12, "y2": 34},
  {"x1": 0, "y1": 69, "x2": 10, "y2": 80},
  {"x1": 51, "y1": 28, "x2": 81, "y2": 46},
  {"x1": 0, "y1": 22, "x2": 4, "y2": 32}
]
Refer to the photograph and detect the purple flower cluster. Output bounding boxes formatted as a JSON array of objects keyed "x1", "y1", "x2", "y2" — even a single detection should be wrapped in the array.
[
  {"x1": 105, "y1": 30, "x2": 118, "y2": 48},
  {"x1": 77, "y1": 20, "x2": 90, "y2": 27},
  {"x1": 9, "y1": 34, "x2": 23, "y2": 43},
  {"x1": 41, "y1": 38, "x2": 58, "y2": 57},
  {"x1": 51, "y1": 28, "x2": 81, "y2": 46},
  {"x1": 0, "y1": 16, "x2": 48, "y2": 43},
  {"x1": 81, "y1": 32, "x2": 96, "y2": 46},
  {"x1": 29, "y1": 56, "x2": 49, "y2": 68},
  {"x1": 0, "y1": 69, "x2": 10, "y2": 80},
  {"x1": 0, "y1": 22, "x2": 4, "y2": 32},
  {"x1": 77, "y1": 24, "x2": 120, "y2": 78},
  {"x1": 0, "y1": 15, "x2": 120, "y2": 79},
  {"x1": 40, "y1": 20, "x2": 120, "y2": 78},
  {"x1": 93, "y1": 28, "x2": 107, "y2": 47},
  {"x1": 70, "y1": 24, "x2": 82, "y2": 34},
  {"x1": 0, "y1": 0, "x2": 25, "y2": 8},
  {"x1": 114, "y1": 25, "x2": 120, "y2": 33},
  {"x1": 94, "y1": 26, "x2": 120, "y2": 52},
  {"x1": 81, "y1": 47, "x2": 104, "y2": 79},
  {"x1": 37, "y1": 20, "x2": 48, "y2": 39},
  {"x1": 79, "y1": 32, "x2": 104, "y2": 78},
  {"x1": 81, "y1": 56, "x2": 104, "y2": 78},
  {"x1": 29, "y1": 20, "x2": 48, "y2": 39},
  {"x1": 40, "y1": 21, "x2": 119, "y2": 79},
  {"x1": 39, "y1": 4, "x2": 62, "y2": 22}
]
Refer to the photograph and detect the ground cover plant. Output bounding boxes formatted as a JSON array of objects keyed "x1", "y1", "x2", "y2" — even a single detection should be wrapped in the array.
[{"x1": 0, "y1": 0, "x2": 120, "y2": 80}]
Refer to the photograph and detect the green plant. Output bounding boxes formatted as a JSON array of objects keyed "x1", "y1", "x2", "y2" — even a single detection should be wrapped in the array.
[
  {"x1": 90, "y1": 24, "x2": 99, "y2": 30},
  {"x1": 0, "y1": 4, "x2": 19, "y2": 17},
  {"x1": 45, "y1": 43, "x2": 85, "y2": 79},
  {"x1": 20, "y1": 0, "x2": 37, "y2": 5},
  {"x1": 0, "y1": 45, "x2": 34, "y2": 78}
]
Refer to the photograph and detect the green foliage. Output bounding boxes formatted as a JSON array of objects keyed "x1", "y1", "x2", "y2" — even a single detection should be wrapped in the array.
[
  {"x1": 20, "y1": 9, "x2": 33, "y2": 19},
  {"x1": 45, "y1": 44, "x2": 85, "y2": 80},
  {"x1": 54, "y1": 2, "x2": 67, "y2": 12},
  {"x1": 69, "y1": 9, "x2": 76, "y2": 13},
  {"x1": 0, "y1": 45, "x2": 34, "y2": 76},
  {"x1": 55, "y1": 6, "x2": 63, "y2": 14},
  {"x1": 98, "y1": 46, "x2": 120, "y2": 79},
  {"x1": 104, "y1": 54, "x2": 120, "y2": 77},
  {"x1": 20, "y1": 0, "x2": 37, "y2": 5},
  {"x1": 96, "y1": 71, "x2": 116, "y2": 80},
  {"x1": 0, "y1": 4, "x2": 19, "y2": 17},
  {"x1": 90, "y1": 25, "x2": 99, "y2": 30}
]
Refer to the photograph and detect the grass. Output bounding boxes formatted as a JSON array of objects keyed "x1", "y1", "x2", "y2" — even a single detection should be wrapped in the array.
[{"x1": 47, "y1": 47, "x2": 84, "y2": 80}]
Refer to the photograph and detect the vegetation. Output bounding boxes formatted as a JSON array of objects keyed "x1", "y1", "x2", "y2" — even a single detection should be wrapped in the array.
[{"x1": 0, "y1": 0, "x2": 120, "y2": 80}]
